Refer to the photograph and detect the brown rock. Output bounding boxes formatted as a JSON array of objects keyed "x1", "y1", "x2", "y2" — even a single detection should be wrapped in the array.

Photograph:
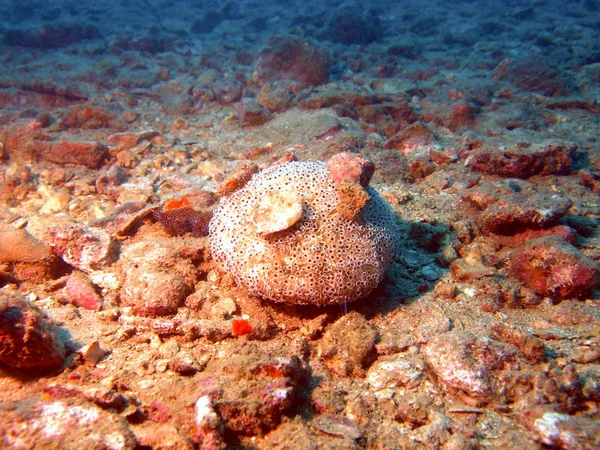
[{"x1": 318, "y1": 311, "x2": 378, "y2": 377}]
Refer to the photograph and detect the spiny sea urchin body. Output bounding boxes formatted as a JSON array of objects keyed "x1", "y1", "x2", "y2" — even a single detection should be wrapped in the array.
[{"x1": 209, "y1": 160, "x2": 400, "y2": 306}]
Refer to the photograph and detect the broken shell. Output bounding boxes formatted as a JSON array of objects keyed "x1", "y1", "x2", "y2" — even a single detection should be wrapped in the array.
[{"x1": 253, "y1": 189, "x2": 303, "y2": 235}]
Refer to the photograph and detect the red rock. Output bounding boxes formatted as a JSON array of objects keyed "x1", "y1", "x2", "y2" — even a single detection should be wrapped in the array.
[
  {"x1": 59, "y1": 105, "x2": 125, "y2": 130},
  {"x1": 384, "y1": 122, "x2": 437, "y2": 153},
  {"x1": 0, "y1": 290, "x2": 66, "y2": 370},
  {"x1": 510, "y1": 236, "x2": 600, "y2": 299},
  {"x1": 492, "y1": 58, "x2": 567, "y2": 97},
  {"x1": 239, "y1": 98, "x2": 271, "y2": 126},
  {"x1": 466, "y1": 140, "x2": 576, "y2": 178},
  {"x1": 36, "y1": 140, "x2": 108, "y2": 168},
  {"x1": 478, "y1": 192, "x2": 572, "y2": 234},
  {"x1": 325, "y1": 152, "x2": 375, "y2": 187},
  {"x1": 65, "y1": 271, "x2": 102, "y2": 311},
  {"x1": 252, "y1": 36, "x2": 330, "y2": 88}
]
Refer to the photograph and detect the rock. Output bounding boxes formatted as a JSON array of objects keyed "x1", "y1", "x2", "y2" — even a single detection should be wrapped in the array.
[
  {"x1": 195, "y1": 342, "x2": 307, "y2": 437},
  {"x1": 48, "y1": 223, "x2": 118, "y2": 273},
  {"x1": 65, "y1": 271, "x2": 103, "y2": 310},
  {"x1": 510, "y1": 236, "x2": 600, "y2": 299},
  {"x1": 0, "y1": 395, "x2": 136, "y2": 449},
  {"x1": 318, "y1": 311, "x2": 378, "y2": 377},
  {"x1": 492, "y1": 58, "x2": 567, "y2": 97},
  {"x1": 423, "y1": 331, "x2": 532, "y2": 406},
  {"x1": 252, "y1": 36, "x2": 329, "y2": 88},
  {"x1": 0, "y1": 289, "x2": 65, "y2": 370},
  {"x1": 479, "y1": 193, "x2": 572, "y2": 234},
  {"x1": 467, "y1": 140, "x2": 576, "y2": 178},
  {"x1": 326, "y1": 152, "x2": 375, "y2": 187}
]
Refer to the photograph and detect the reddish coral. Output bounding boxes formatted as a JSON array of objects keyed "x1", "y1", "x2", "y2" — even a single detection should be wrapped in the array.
[{"x1": 232, "y1": 319, "x2": 253, "y2": 336}]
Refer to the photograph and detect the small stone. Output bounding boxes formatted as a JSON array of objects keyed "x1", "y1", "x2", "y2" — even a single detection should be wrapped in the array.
[
  {"x1": 78, "y1": 340, "x2": 104, "y2": 365},
  {"x1": 312, "y1": 414, "x2": 361, "y2": 440},
  {"x1": 65, "y1": 271, "x2": 103, "y2": 310}
]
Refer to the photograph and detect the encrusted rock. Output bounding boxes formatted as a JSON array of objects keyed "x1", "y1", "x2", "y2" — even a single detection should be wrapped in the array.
[
  {"x1": 510, "y1": 236, "x2": 600, "y2": 299},
  {"x1": 0, "y1": 395, "x2": 136, "y2": 449},
  {"x1": 318, "y1": 311, "x2": 378, "y2": 377},
  {"x1": 0, "y1": 289, "x2": 65, "y2": 370},
  {"x1": 195, "y1": 342, "x2": 307, "y2": 437},
  {"x1": 252, "y1": 36, "x2": 330, "y2": 88},
  {"x1": 48, "y1": 223, "x2": 118, "y2": 273}
]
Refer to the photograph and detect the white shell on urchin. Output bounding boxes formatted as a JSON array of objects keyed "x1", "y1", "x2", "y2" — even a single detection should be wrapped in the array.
[
  {"x1": 253, "y1": 189, "x2": 303, "y2": 236},
  {"x1": 208, "y1": 161, "x2": 400, "y2": 306}
]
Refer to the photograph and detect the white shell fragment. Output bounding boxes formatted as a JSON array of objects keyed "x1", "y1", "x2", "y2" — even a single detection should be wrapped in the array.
[{"x1": 252, "y1": 189, "x2": 303, "y2": 235}]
